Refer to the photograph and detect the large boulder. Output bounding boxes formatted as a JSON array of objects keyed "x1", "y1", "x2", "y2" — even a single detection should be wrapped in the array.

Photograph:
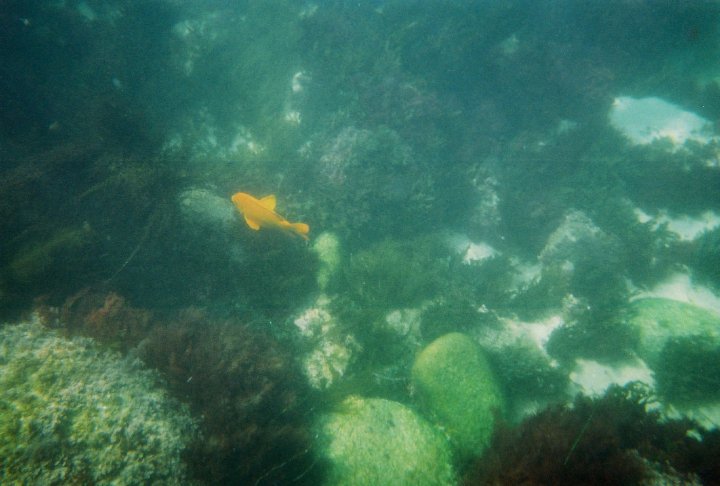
[
  {"x1": 411, "y1": 332, "x2": 505, "y2": 459},
  {"x1": 0, "y1": 318, "x2": 196, "y2": 484},
  {"x1": 316, "y1": 396, "x2": 455, "y2": 486}
]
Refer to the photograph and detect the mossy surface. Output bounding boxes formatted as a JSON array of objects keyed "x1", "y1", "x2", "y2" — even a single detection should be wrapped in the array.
[
  {"x1": 0, "y1": 318, "x2": 195, "y2": 485},
  {"x1": 316, "y1": 396, "x2": 455, "y2": 486},
  {"x1": 412, "y1": 332, "x2": 505, "y2": 460},
  {"x1": 629, "y1": 297, "x2": 720, "y2": 365}
]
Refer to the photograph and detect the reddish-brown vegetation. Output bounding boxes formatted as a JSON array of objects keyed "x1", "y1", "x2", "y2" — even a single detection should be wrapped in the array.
[
  {"x1": 464, "y1": 384, "x2": 720, "y2": 486},
  {"x1": 38, "y1": 290, "x2": 322, "y2": 485}
]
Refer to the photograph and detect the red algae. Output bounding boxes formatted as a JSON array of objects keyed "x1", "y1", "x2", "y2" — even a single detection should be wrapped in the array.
[
  {"x1": 463, "y1": 384, "x2": 718, "y2": 486},
  {"x1": 36, "y1": 290, "x2": 322, "y2": 485}
]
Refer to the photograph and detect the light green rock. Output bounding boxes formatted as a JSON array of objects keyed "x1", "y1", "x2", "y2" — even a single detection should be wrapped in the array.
[
  {"x1": 629, "y1": 297, "x2": 720, "y2": 365},
  {"x1": 412, "y1": 332, "x2": 504, "y2": 459},
  {"x1": 316, "y1": 396, "x2": 455, "y2": 486},
  {"x1": 0, "y1": 318, "x2": 196, "y2": 485}
]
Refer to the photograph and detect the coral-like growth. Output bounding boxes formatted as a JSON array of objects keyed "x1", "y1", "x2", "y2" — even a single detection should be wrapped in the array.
[
  {"x1": 0, "y1": 318, "x2": 196, "y2": 484},
  {"x1": 464, "y1": 383, "x2": 719, "y2": 485},
  {"x1": 292, "y1": 297, "x2": 358, "y2": 390},
  {"x1": 139, "y1": 309, "x2": 321, "y2": 485}
]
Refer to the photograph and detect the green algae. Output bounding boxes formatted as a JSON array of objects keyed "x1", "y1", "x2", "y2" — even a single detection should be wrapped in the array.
[
  {"x1": 629, "y1": 297, "x2": 720, "y2": 365},
  {"x1": 0, "y1": 318, "x2": 195, "y2": 484},
  {"x1": 316, "y1": 396, "x2": 455, "y2": 486},
  {"x1": 412, "y1": 332, "x2": 505, "y2": 460}
]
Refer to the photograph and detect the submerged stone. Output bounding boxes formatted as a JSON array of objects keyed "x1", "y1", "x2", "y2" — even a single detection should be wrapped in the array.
[
  {"x1": 0, "y1": 318, "x2": 195, "y2": 484},
  {"x1": 629, "y1": 297, "x2": 720, "y2": 366},
  {"x1": 411, "y1": 332, "x2": 505, "y2": 459},
  {"x1": 316, "y1": 396, "x2": 455, "y2": 486},
  {"x1": 629, "y1": 297, "x2": 720, "y2": 404}
]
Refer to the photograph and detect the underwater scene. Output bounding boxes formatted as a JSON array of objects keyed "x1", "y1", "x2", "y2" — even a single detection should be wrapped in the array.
[{"x1": 2, "y1": 1, "x2": 720, "y2": 484}]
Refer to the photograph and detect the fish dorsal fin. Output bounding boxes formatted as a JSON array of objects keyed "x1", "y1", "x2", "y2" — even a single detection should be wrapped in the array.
[
  {"x1": 244, "y1": 215, "x2": 261, "y2": 230},
  {"x1": 259, "y1": 195, "x2": 276, "y2": 211}
]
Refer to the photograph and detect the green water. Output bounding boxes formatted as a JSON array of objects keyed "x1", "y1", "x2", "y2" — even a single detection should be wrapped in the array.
[{"x1": 1, "y1": 1, "x2": 719, "y2": 484}]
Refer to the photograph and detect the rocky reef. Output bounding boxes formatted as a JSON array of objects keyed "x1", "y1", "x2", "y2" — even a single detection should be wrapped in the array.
[
  {"x1": 44, "y1": 290, "x2": 322, "y2": 485},
  {"x1": 2, "y1": 1, "x2": 720, "y2": 484},
  {"x1": 0, "y1": 318, "x2": 196, "y2": 484},
  {"x1": 628, "y1": 297, "x2": 720, "y2": 404}
]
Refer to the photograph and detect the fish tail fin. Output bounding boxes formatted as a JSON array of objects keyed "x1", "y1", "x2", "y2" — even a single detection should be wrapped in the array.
[{"x1": 291, "y1": 222, "x2": 310, "y2": 240}]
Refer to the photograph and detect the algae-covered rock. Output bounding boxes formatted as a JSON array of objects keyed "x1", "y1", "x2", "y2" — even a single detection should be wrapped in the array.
[
  {"x1": 177, "y1": 187, "x2": 242, "y2": 262},
  {"x1": 629, "y1": 297, "x2": 720, "y2": 403},
  {"x1": 178, "y1": 187, "x2": 236, "y2": 230},
  {"x1": 316, "y1": 396, "x2": 455, "y2": 486},
  {"x1": 629, "y1": 297, "x2": 720, "y2": 365},
  {"x1": 0, "y1": 318, "x2": 196, "y2": 484},
  {"x1": 412, "y1": 332, "x2": 505, "y2": 458}
]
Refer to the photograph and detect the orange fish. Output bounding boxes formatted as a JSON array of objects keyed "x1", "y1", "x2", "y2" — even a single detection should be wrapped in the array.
[{"x1": 231, "y1": 192, "x2": 310, "y2": 241}]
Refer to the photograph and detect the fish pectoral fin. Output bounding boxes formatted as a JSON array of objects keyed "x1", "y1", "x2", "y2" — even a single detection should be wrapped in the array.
[
  {"x1": 244, "y1": 216, "x2": 261, "y2": 230},
  {"x1": 259, "y1": 195, "x2": 277, "y2": 211}
]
